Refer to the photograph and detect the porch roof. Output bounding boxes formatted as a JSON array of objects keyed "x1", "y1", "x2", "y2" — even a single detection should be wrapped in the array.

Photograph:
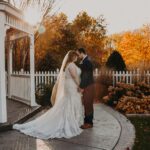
[{"x1": 0, "y1": 1, "x2": 34, "y2": 34}]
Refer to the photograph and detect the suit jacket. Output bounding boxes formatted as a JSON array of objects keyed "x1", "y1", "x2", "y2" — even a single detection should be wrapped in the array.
[{"x1": 79, "y1": 56, "x2": 94, "y2": 89}]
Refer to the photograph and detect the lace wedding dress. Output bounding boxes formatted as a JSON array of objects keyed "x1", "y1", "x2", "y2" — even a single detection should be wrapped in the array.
[{"x1": 13, "y1": 61, "x2": 84, "y2": 139}]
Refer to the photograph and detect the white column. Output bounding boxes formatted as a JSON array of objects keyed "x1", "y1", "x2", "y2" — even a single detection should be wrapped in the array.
[
  {"x1": 29, "y1": 34, "x2": 37, "y2": 106},
  {"x1": 8, "y1": 42, "x2": 13, "y2": 99},
  {"x1": 0, "y1": 12, "x2": 7, "y2": 123}
]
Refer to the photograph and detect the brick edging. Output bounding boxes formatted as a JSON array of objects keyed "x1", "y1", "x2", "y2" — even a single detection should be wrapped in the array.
[{"x1": 126, "y1": 114, "x2": 150, "y2": 117}]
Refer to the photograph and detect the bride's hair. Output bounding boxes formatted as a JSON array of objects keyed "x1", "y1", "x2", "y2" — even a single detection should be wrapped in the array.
[{"x1": 63, "y1": 50, "x2": 78, "y2": 71}]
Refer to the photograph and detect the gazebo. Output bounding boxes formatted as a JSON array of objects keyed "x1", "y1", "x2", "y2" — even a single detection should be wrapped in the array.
[{"x1": 0, "y1": 0, "x2": 37, "y2": 123}]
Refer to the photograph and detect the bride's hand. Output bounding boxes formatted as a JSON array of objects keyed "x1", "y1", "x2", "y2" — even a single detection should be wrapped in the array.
[{"x1": 77, "y1": 87, "x2": 80, "y2": 92}]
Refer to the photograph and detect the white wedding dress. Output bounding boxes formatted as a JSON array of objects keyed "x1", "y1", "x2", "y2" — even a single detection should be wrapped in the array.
[{"x1": 13, "y1": 62, "x2": 84, "y2": 139}]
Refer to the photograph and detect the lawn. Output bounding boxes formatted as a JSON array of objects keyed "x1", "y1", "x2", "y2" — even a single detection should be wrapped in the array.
[{"x1": 128, "y1": 116, "x2": 150, "y2": 150}]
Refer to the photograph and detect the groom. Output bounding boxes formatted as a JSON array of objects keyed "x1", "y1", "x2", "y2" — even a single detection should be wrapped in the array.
[{"x1": 77, "y1": 48, "x2": 94, "y2": 129}]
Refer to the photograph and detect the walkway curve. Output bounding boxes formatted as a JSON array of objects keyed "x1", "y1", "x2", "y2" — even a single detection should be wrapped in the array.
[
  {"x1": 101, "y1": 104, "x2": 135, "y2": 150},
  {"x1": 0, "y1": 104, "x2": 135, "y2": 150},
  {"x1": 57, "y1": 104, "x2": 121, "y2": 150}
]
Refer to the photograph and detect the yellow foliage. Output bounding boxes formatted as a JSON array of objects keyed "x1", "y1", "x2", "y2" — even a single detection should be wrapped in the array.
[{"x1": 110, "y1": 24, "x2": 150, "y2": 69}]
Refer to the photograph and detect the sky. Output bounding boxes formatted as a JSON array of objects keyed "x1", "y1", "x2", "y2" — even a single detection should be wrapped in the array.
[{"x1": 58, "y1": 0, "x2": 150, "y2": 35}]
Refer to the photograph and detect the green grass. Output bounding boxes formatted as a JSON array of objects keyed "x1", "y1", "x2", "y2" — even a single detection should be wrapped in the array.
[{"x1": 128, "y1": 117, "x2": 150, "y2": 150}]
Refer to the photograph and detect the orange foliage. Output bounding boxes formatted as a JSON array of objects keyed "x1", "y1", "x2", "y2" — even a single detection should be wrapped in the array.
[{"x1": 110, "y1": 24, "x2": 150, "y2": 69}]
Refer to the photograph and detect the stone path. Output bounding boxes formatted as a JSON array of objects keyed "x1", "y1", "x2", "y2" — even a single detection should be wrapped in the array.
[{"x1": 0, "y1": 104, "x2": 135, "y2": 150}]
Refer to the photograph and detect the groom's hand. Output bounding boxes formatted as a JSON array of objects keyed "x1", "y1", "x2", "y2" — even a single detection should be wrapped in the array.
[
  {"x1": 78, "y1": 87, "x2": 84, "y2": 93},
  {"x1": 80, "y1": 88, "x2": 84, "y2": 93}
]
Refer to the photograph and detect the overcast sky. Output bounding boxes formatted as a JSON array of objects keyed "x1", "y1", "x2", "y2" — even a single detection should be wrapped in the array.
[{"x1": 58, "y1": 0, "x2": 150, "y2": 34}]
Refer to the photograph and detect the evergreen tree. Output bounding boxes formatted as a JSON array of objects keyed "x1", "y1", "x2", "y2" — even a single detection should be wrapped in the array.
[{"x1": 106, "y1": 50, "x2": 126, "y2": 71}]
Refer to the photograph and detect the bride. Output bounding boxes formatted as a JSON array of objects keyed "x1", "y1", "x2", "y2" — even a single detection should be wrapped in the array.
[{"x1": 13, "y1": 50, "x2": 84, "y2": 139}]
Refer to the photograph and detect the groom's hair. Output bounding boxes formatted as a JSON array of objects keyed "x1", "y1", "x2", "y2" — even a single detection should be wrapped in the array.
[{"x1": 78, "y1": 48, "x2": 86, "y2": 54}]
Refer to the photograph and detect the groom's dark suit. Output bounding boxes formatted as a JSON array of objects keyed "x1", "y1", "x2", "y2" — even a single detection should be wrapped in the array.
[{"x1": 79, "y1": 56, "x2": 94, "y2": 125}]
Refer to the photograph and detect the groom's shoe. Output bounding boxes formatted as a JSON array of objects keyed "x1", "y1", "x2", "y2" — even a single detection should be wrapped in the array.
[{"x1": 81, "y1": 123, "x2": 93, "y2": 129}]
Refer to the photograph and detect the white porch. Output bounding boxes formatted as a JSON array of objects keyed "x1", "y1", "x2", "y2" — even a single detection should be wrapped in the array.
[{"x1": 0, "y1": 1, "x2": 37, "y2": 123}]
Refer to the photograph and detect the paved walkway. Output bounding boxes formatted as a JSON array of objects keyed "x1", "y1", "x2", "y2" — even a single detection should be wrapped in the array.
[
  {"x1": 0, "y1": 104, "x2": 135, "y2": 150},
  {"x1": 0, "y1": 99, "x2": 40, "y2": 128},
  {"x1": 0, "y1": 99, "x2": 41, "y2": 131}
]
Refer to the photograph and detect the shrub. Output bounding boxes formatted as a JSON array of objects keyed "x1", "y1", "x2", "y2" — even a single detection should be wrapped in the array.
[
  {"x1": 116, "y1": 96, "x2": 150, "y2": 114},
  {"x1": 35, "y1": 83, "x2": 54, "y2": 106},
  {"x1": 103, "y1": 82, "x2": 150, "y2": 114}
]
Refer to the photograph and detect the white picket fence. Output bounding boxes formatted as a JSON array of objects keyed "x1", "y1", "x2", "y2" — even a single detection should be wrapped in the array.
[
  {"x1": 10, "y1": 69, "x2": 150, "y2": 87},
  {"x1": 112, "y1": 70, "x2": 140, "y2": 86},
  {"x1": 144, "y1": 70, "x2": 150, "y2": 84},
  {"x1": 10, "y1": 74, "x2": 31, "y2": 104},
  {"x1": 34, "y1": 69, "x2": 59, "y2": 88},
  {"x1": 6, "y1": 69, "x2": 150, "y2": 105},
  {"x1": 112, "y1": 70, "x2": 150, "y2": 86}
]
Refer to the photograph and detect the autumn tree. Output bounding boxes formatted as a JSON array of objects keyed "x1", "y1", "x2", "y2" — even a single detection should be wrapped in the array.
[
  {"x1": 6, "y1": 0, "x2": 57, "y2": 71},
  {"x1": 109, "y1": 24, "x2": 150, "y2": 69},
  {"x1": 35, "y1": 13, "x2": 77, "y2": 70},
  {"x1": 35, "y1": 12, "x2": 107, "y2": 70},
  {"x1": 72, "y1": 12, "x2": 107, "y2": 67},
  {"x1": 7, "y1": 0, "x2": 107, "y2": 71}
]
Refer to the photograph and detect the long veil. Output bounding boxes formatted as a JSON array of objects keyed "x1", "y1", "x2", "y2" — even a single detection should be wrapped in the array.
[{"x1": 50, "y1": 51, "x2": 70, "y2": 106}]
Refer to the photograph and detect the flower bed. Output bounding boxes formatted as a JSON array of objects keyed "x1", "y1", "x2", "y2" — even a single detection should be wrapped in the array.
[{"x1": 103, "y1": 82, "x2": 150, "y2": 114}]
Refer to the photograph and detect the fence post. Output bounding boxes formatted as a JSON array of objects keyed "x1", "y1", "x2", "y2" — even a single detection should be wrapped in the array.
[
  {"x1": 148, "y1": 71, "x2": 150, "y2": 84},
  {"x1": 113, "y1": 71, "x2": 115, "y2": 87},
  {"x1": 29, "y1": 34, "x2": 37, "y2": 106}
]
